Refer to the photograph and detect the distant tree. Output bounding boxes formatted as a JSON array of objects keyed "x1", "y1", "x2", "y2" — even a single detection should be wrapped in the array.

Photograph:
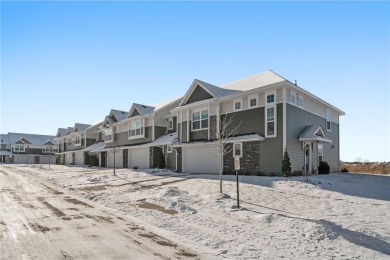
[{"x1": 282, "y1": 148, "x2": 292, "y2": 177}]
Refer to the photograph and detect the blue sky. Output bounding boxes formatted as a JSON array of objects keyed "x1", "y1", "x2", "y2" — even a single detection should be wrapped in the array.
[{"x1": 1, "y1": 2, "x2": 389, "y2": 161}]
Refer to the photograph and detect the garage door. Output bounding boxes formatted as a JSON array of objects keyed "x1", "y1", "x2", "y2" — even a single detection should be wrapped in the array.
[
  {"x1": 75, "y1": 152, "x2": 84, "y2": 165},
  {"x1": 129, "y1": 148, "x2": 149, "y2": 169},
  {"x1": 107, "y1": 150, "x2": 123, "y2": 168},
  {"x1": 65, "y1": 154, "x2": 73, "y2": 165},
  {"x1": 183, "y1": 146, "x2": 220, "y2": 174}
]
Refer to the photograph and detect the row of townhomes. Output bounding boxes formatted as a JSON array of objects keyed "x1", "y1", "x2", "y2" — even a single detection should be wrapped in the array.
[
  {"x1": 0, "y1": 133, "x2": 57, "y2": 164},
  {"x1": 52, "y1": 71, "x2": 345, "y2": 175}
]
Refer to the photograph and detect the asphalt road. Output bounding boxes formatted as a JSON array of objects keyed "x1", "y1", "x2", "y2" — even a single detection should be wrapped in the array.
[{"x1": 0, "y1": 167, "x2": 197, "y2": 260}]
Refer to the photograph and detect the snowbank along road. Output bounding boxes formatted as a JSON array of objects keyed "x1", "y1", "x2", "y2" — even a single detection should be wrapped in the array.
[{"x1": 0, "y1": 167, "x2": 198, "y2": 260}]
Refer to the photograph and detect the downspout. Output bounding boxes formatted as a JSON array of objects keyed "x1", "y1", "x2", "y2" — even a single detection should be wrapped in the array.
[{"x1": 283, "y1": 87, "x2": 287, "y2": 151}]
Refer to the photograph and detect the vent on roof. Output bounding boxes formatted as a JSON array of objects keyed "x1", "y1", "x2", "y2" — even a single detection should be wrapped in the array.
[{"x1": 142, "y1": 105, "x2": 147, "y2": 108}]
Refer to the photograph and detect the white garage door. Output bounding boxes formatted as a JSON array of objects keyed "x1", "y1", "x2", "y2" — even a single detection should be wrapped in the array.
[
  {"x1": 65, "y1": 154, "x2": 73, "y2": 165},
  {"x1": 183, "y1": 146, "x2": 220, "y2": 174},
  {"x1": 129, "y1": 148, "x2": 149, "y2": 169},
  {"x1": 107, "y1": 150, "x2": 123, "y2": 168},
  {"x1": 75, "y1": 152, "x2": 84, "y2": 165}
]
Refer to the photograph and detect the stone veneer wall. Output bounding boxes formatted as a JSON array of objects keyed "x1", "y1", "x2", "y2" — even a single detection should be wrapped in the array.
[{"x1": 223, "y1": 141, "x2": 260, "y2": 175}]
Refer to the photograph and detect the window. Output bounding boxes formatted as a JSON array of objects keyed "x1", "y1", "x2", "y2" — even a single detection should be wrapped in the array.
[
  {"x1": 233, "y1": 99, "x2": 242, "y2": 111},
  {"x1": 105, "y1": 129, "x2": 113, "y2": 142},
  {"x1": 192, "y1": 110, "x2": 208, "y2": 130},
  {"x1": 233, "y1": 143, "x2": 243, "y2": 157},
  {"x1": 266, "y1": 107, "x2": 276, "y2": 137},
  {"x1": 167, "y1": 145, "x2": 172, "y2": 153},
  {"x1": 75, "y1": 136, "x2": 80, "y2": 145},
  {"x1": 168, "y1": 118, "x2": 173, "y2": 130},
  {"x1": 67, "y1": 138, "x2": 71, "y2": 146},
  {"x1": 290, "y1": 91, "x2": 296, "y2": 105},
  {"x1": 249, "y1": 95, "x2": 258, "y2": 108},
  {"x1": 298, "y1": 95, "x2": 304, "y2": 108},
  {"x1": 326, "y1": 109, "x2": 331, "y2": 131},
  {"x1": 318, "y1": 144, "x2": 324, "y2": 165},
  {"x1": 129, "y1": 120, "x2": 143, "y2": 137},
  {"x1": 14, "y1": 145, "x2": 25, "y2": 152},
  {"x1": 266, "y1": 93, "x2": 275, "y2": 104}
]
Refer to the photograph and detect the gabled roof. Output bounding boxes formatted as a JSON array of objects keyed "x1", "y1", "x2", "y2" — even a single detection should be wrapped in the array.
[
  {"x1": 179, "y1": 79, "x2": 239, "y2": 106},
  {"x1": 7, "y1": 132, "x2": 56, "y2": 145},
  {"x1": 44, "y1": 140, "x2": 55, "y2": 145},
  {"x1": 0, "y1": 134, "x2": 10, "y2": 144},
  {"x1": 103, "y1": 116, "x2": 116, "y2": 127},
  {"x1": 220, "y1": 70, "x2": 286, "y2": 91},
  {"x1": 299, "y1": 125, "x2": 332, "y2": 143},
  {"x1": 148, "y1": 132, "x2": 177, "y2": 146},
  {"x1": 73, "y1": 123, "x2": 92, "y2": 132},
  {"x1": 128, "y1": 103, "x2": 155, "y2": 118},
  {"x1": 66, "y1": 127, "x2": 74, "y2": 135},
  {"x1": 109, "y1": 109, "x2": 129, "y2": 122},
  {"x1": 56, "y1": 128, "x2": 67, "y2": 137}
]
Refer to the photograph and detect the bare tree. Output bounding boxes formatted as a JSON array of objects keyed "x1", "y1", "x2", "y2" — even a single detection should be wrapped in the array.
[{"x1": 212, "y1": 99, "x2": 240, "y2": 193}]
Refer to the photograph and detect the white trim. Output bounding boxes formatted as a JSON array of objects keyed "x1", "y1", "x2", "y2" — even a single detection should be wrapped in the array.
[
  {"x1": 168, "y1": 118, "x2": 173, "y2": 130},
  {"x1": 233, "y1": 98, "x2": 243, "y2": 112},
  {"x1": 248, "y1": 94, "x2": 258, "y2": 108},
  {"x1": 207, "y1": 104, "x2": 211, "y2": 140},
  {"x1": 265, "y1": 90, "x2": 276, "y2": 105},
  {"x1": 298, "y1": 94, "x2": 304, "y2": 108},
  {"x1": 179, "y1": 80, "x2": 216, "y2": 107},
  {"x1": 180, "y1": 111, "x2": 183, "y2": 142},
  {"x1": 233, "y1": 143, "x2": 243, "y2": 158},
  {"x1": 317, "y1": 143, "x2": 324, "y2": 166},
  {"x1": 191, "y1": 108, "x2": 209, "y2": 131},
  {"x1": 290, "y1": 90, "x2": 296, "y2": 105},
  {"x1": 265, "y1": 106, "x2": 277, "y2": 138},
  {"x1": 325, "y1": 109, "x2": 332, "y2": 132},
  {"x1": 187, "y1": 110, "x2": 190, "y2": 142},
  {"x1": 167, "y1": 145, "x2": 173, "y2": 153},
  {"x1": 152, "y1": 116, "x2": 155, "y2": 141},
  {"x1": 283, "y1": 88, "x2": 286, "y2": 150},
  {"x1": 299, "y1": 136, "x2": 332, "y2": 143}
]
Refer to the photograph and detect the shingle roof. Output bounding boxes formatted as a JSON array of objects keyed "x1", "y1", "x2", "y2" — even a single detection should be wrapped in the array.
[
  {"x1": 66, "y1": 127, "x2": 74, "y2": 134},
  {"x1": 74, "y1": 123, "x2": 92, "y2": 132},
  {"x1": 299, "y1": 125, "x2": 332, "y2": 143},
  {"x1": 110, "y1": 109, "x2": 129, "y2": 122},
  {"x1": 133, "y1": 103, "x2": 155, "y2": 115},
  {"x1": 56, "y1": 128, "x2": 67, "y2": 137},
  {"x1": 195, "y1": 79, "x2": 240, "y2": 98},
  {"x1": 7, "y1": 132, "x2": 56, "y2": 145},
  {"x1": 148, "y1": 132, "x2": 177, "y2": 146},
  {"x1": 0, "y1": 134, "x2": 10, "y2": 144}
]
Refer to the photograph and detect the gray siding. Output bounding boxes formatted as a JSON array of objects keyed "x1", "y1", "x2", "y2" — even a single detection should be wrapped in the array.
[
  {"x1": 259, "y1": 104, "x2": 283, "y2": 174},
  {"x1": 105, "y1": 127, "x2": 153, "y2": 148},
  {"x1": 286, "y1": 104, "x2": 340, "y2": 172},
  {"x1": 165, "y1": 146, "x2": 176, "y2": 170},
  {"x1": 223, "y1": 107, "x2": 265, "y2": 136},
  {"x1": 182, "y1": 121, "x2": 188, "y2": 142},
  {"x1": 130, "y1": 109, "x2": 140, "y2": 117},
  {"x1": 210, "y1": 115, "x2": 217, "y2": 140},
  {"x1": 86, "y1": 138, "x2": 96, "y2": 147},
  {"x1": 185, "y1": 86, "x2": 213, "y2": 105},
  {"x1": 155, "y1": 126, "x2": 166, "y2": 140},
  {"x1": 190, "y1": 128, "x2": 208, "y2": 141},
  {"x1": 178, "y1": 123, "x2": 181, "y2": 142}
]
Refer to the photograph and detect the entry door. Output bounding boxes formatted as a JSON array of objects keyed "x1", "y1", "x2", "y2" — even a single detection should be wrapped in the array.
[
  {"x1": 304, "y1": 144, "x2": 311, "y2": 174},
  {"x1": 34, "y1": 156, "x2": 40, "y2": 164},
  {"x1": 101, "y1": 152, "x2": 107, "y2": 167},
  {"x1": 72, "y1": 153, "x2": 75, "y2": 165},
  {"x1": 123, "y1": 149, "x2": 128, "y2": 168}
]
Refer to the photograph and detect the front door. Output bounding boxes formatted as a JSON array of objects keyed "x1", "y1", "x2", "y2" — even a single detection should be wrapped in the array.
[
  {"x1": 34, "y1": 156, "x2": 40, "y2": 164},
  {"x1": 101, "y1": 152, "x2": 107, "y2": 167},
  {"x1": 72, "y1": 153, "x2": 75, "y2": 165},
  {"x1": 123, "y1": 149, "x2": 128, "y2": 168},
  {"x1": 304, "y1": 144, "x2": 311, "y2": 174}
]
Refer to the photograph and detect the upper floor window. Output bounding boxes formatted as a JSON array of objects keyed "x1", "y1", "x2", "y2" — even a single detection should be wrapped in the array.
[
  {"x1": 129, "y1": 120, "x2": 143, "y2": 137},
  {"x1": 75, "y1": 136, "x2": 80, "y2": 145},
  {"x1": 67, "y1": 138, "x2": 71, "y2": 146},
  {"x1": 326, "y1": 109, "x2": 331, "y2": 131},
  {"x1": 266, "y1": 106, "x2": 276, "y2": 137},
  {"x1": 105, "y1": 129, "x2": 113, "y2": 142},
  {"x1": 249, "y1": 95, "x2": 258, "y2": 108},
  {"x1": 233, "y1": 143, "x2": 243, "y2": 157},
  {"x1": 168, "y1": 118, "x2": 173, "y2": 130},
  {"x1": 192, "y1": 110, "x2": 208, "y2": 130},
  {"x1": 298, "y1": 95, "x2": 304, "y2": 108},
  {"x1": 290, "y1": 91, "x2": 296, "y2": 105},
  {"x1": 266, "y1": 92, "x2": 275, "y2": 104},
  {"x1": 14, "y1": 145, "x2": 25, "y2": 152},
  {"x1": 233, "y1": 99, "x2": 242, "y2": 111}
]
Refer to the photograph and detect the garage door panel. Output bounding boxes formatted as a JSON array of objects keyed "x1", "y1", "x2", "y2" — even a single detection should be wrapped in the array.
[
  {"x1": 129, "y1": 148, "x2": 149, "y2": 169},
  {"x1": 183, "y1": 146, "x2": 220, "y2": 174},
  {"x1": 75, "y1": 152, "x2": 84, "y2": 165}
]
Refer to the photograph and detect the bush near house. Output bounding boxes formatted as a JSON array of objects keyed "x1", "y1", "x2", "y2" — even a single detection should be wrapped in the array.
[
  {"x1": 318, "y1": 161, "x2": 330, "y2": 174},
  {"x1": 281, "y1": 149, "x2": 292, "y2": 177}
]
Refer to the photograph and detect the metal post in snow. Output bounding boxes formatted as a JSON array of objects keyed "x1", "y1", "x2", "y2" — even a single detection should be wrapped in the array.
[{"x1": 234, "y1": 156, "x2": 240, "y2": 209}]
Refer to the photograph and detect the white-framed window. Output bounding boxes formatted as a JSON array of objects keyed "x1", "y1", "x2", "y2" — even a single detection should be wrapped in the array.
[
  {"x1": 266, "y1": 91, "x2": 276, "y2": 104},
  {"x1": 75, "y1": 135, "x2": 80, "y2": 145},
  {"x1": 67, "y1": 138, "x2": 71, "y2": 146},
  {"x1": 248, "y1": 95, "x2": 258, "y2": 108},
  {"x1": 43, "y1": 146, "x2": 54, "y2": 153},
  {"x1": 318, "y1": 144, "x2": 324, "y2": 165},
  {"x1": 266, "y1": 106, "x2": 276, "y2": 137},
  {"x1": 14, "y1": 145, "x2": 25, "y2": 152},
  {"x1": 325, "y1": 109, "x2": 331, "y2": 131},
  {"x1": 192, "y1": 109, "x2": 208, "y2": 131},
  {"x1": 233, "y1": 143, "x2": 243, "y2": 157},
  {"x1": 168, "y1": 118, "x2": 173, "y2": 130},
  {"x1": 233, "y1": 99, "x2": 242, "y2": 111},
  {"x1": 129, "y1": 119, "x2": 143, "y2": 137},
  {"x1": 105, "y1": 129, "x2": 113, "y2": 142},
  {"x1": 298, "y1": 95, "x2": 304, "y2": 108},
  {"x1": 167, "y1": 145, "x2": 172, "y2": 153},
  {"x1": 290, "y1": 91, "x2": 296, "y2": 105}
]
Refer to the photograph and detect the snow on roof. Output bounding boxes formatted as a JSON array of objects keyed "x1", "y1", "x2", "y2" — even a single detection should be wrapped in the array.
[
  {"x1": 220, "y1": 70, "x2": 285, "y2": 92},
  {"x1": 74, "y1": 123, "x2": 92, "y2": 132},
  {"x1": 87, "y1": 142, "x2": 106, "y2": 153},
  {"x1": 7, "y1": 132, "x2": 56, "y2": 145},
  {"x1": 0, "y1": 150, "x2": 12, "y2": 155},
  {"x1": 152, "y1": 96, "x2": 182, "y2": 111},
  {"x1": 133, "y1": 103, "x2": 155, "y2": 115},
  {"x1": 299, "y1": 125, "x2": 332, "y2": 143},
  {"x1": 196, "y1": 79, "x2": 240, "y2": 98},
  {"x1": 44, "y1": 140, "x2": 55, "y2": 145},
  {"x1": 110, "y1": 109, "x2": 129, "y2": 122},
  {"x1": 148, "y1": 132, "x2": 177, "y2": 146},
  {"x1": 222, "y1": 134, "x2": 265, "y2": 142}
]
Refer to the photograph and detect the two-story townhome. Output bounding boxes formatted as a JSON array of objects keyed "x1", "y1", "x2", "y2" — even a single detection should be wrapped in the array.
[
  {"x1": 170, "y1": 70, "x2": 345, "y2": 175},
  {"x1": 97, "y1": 98, "x2": 182, "y2": 169},
  {"x1": 0, "y1": 132, "x2": 57, "y2": 164},
  {"x1": 56, "y1": 122, "x2": 102, "y2": 165}
]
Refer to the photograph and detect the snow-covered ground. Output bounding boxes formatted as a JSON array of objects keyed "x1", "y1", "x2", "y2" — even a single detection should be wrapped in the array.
[{"x1": 3, "y1": 164, "x2": 390, "y2": 259}]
